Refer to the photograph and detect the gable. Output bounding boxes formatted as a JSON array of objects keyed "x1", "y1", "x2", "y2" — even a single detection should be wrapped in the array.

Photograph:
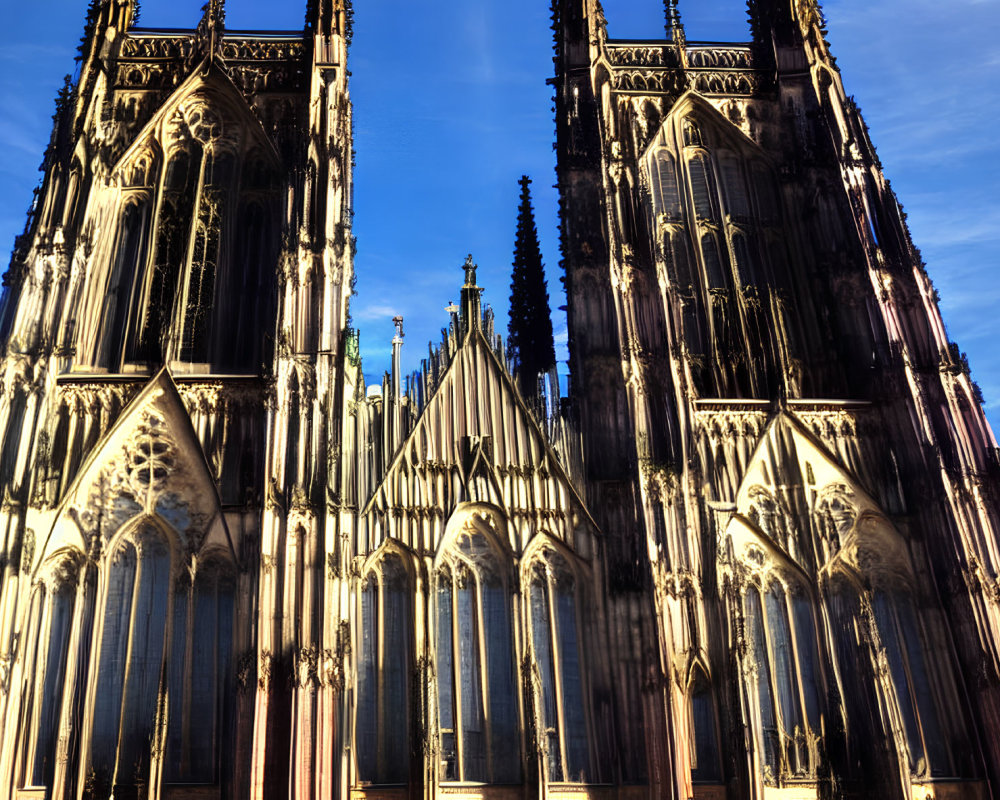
[
  {"x1": 724, "y1": 411, "x2": 912, "y2": 581},
  {"x1": 112, "y1": 62, "x2": 282, "y2": 179},
  {"x1": 34, "y1": 370, "x2": 233, "y2": 574},
  {"x1": 365, "y1": 331, "x2": 597, "y2": 559}
]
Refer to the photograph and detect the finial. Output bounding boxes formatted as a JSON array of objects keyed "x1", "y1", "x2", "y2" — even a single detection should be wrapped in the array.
[
  {"x1": 195, "y1": 0, "x2": 226, "y2": 66},
  {"x1": 463, "y1": 254, "x2": 478, "y2": 288},
  {"x1": 665, "y1": 0, "x2": 686, "y2": 47},
  {"x1": 392, "y1": 315, "x2": 405, "y2": 342}
]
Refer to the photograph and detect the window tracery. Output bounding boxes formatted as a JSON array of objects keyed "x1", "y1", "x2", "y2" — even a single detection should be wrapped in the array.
[
  {"x1": 436, "y1": 509, "x2": 520, "y2": 784},
  {"x1": 527, "y1": 546, "x2": 590, "y2": 783},
  {"x1": 742, "y1": 575, "x2": 822, "y2": 784},
  {"x1": 17, "y1": 556, "x2": 80, "y2": 789},
  {"x1": 645, "y1": 105, "x2": 790, "y2": 398},
  {"x1": 83, "y1": 521, "x2": 235, "y2": 789},
  {"x1": 356, "y1": 550, "x2": 411, "y2": 785}
]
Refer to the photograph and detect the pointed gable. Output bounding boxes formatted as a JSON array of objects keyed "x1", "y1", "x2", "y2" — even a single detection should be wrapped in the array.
[
  {"x1": 111, "y1": 61, "x2": 282, "y2": 179},
  {"x1": 724, "y1": 411, "x2": 913, "y2": 582},
  {"x1": 34, "y1": 370, "x2": 233, "y2": 573},
  {"x1": 365, "y1": 330, "x2": 597, "y2": 559}
]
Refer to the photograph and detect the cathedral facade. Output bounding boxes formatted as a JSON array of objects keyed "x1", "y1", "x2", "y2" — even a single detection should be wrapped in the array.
[{"x1": 0, "y1": 1, "x2": 998, "y2": 799}]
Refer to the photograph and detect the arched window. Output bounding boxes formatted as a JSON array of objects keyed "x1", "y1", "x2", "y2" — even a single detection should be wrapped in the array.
[
  {"x1": 90, "y1": 528, "x2": 171, "y2": 787},
  {"x1": 689, "y1": 667, "x2": 722, "y2": 783},
  {"x1": 683, "y1": 117, "x2": 703, "y2": 147},
  {"x1": 652, "y1": 151, "x2": 682, "y2": 220},
  {"x1": 88, "y1": 523, "x2": 235, "y2": 789},
  {"x1": 732, "y1": 232, "x2": 758, "y2": 287},
  {"x1": 180, "y1": 150, "x2": 235, "y2": 363},
  {"x1": 165, "y1": 558, "x2": 235, "y2": 783},
  {"x1": 871, "y1": 591, "x2": 966, "y2": 778},
  {"x1": 1, "y1": 388, "x2": 28, "y2": 489},
  {"x1": 100, "y1": 199, "x2": 151, "y2": 369},
  {"x1": 688, "y1": 154, "x2": 719, "y2": 222},
  {"x1": 222, "y1": 200, "x2": 272, "y2": 371},
  {"x1": 132, "y1": 145, "x2": 200, "y2": 363},
  {"x1": 743, "y1": 579, "x2": 822, "y2": 782},
  {"x1": 437, "y1": 511, "x2": 520, "y2": 783},
  {"x1": 18, "y1": 568, "x2": 78, "y2": 788},
  {"x1": 356, "y1": 552, "x2": 411, "y2": 785},
  {"x1": 527, "y1": 549, "x2": 590, "y2": 783},
  {"x1": 701, "y1": 234, "x2": 726, "y2": 290}
]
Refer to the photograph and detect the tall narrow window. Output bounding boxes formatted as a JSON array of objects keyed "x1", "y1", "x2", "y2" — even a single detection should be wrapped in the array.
[
  {"x1": 872, "y1": 591, "x2": 960, "y2": 778},
  {"x1": 100, "y1": 200, "x2": 151, "y2": 369},
  {"x1": 688, "y1": 155, "x2": 719, "y2": 222},
  {"x1": 180, "y1": 151, "x2": 234, "y2": 363},
  {"x1": 719, "y1": 154, "x2": 750, "y2": 218},
  {"x1": 20, "y1": 576, "x2": 77, "y2": 788},
  {"x1": 223, "y1": 201, "x2": 271, "y2": 371},
  {"x1": 165, "y1": 559, "x2": 235, "y2": 783},
  {"x1": 133, "y1": 145, "x2": 200, "y2": 363},
  {"x1": 689, "y1": 668, "x2": 722, "y2": 783},
  {"x1": 744, "y1": 586, "x2": 778, "y2": 775},
  {"x1": 1, "y1": 389, "x2": 27, "y2": 488},
  {"x1": 653, "y1": 151, "x2": 682, "y2": 220},
  {"x1": 529, "y1": 553, "x2": 591, "y2": 783},
  {"x1": 436, "y1": 512, "x2": 520, "y2": 783},
  {"x1": 745, "y1": 580, "x2": 823, "y2": 782},
  {"x1": 732, "y1": 233, "x2": 758, "y2": 287},
  {"x1": 701, "y1": 234, "x2": 727, "y2": 290},
  {"x1": 91, "y1": 528, "x2": 171, "y2": 786},
  {"x1": 356, "y1": 554, "x2": 411, "y2": 785}
]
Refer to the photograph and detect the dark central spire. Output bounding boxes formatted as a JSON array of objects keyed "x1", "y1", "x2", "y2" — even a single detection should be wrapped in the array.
[{"x1": 507, "y1": 176, "x2": 556, "y2": 401}]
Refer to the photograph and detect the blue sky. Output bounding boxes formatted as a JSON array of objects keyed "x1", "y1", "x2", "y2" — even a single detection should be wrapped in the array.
[{"x1": 0, "y1": 0, "x2": 997, "y2": 430}]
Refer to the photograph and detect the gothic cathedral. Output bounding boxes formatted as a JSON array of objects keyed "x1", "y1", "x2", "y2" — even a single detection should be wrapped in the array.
[{"x1": 0, "y1": 0, "x2": 997, "y2": 799}]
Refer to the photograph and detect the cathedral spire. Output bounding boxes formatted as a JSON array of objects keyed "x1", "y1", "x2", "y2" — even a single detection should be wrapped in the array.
[{"x1": 507, "y1": 176, "x2": 556, "y2": 401}]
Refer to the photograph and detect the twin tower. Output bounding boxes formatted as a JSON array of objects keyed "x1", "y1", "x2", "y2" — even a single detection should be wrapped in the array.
[{"x1": 0, "y1": 1, "x2": 998, "y2": 799}]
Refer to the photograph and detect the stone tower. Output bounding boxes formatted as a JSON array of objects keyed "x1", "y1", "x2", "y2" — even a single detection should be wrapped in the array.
[
  {"x1": 552, "y1": 0, "x2": 1000, "y2": 798},
  {"x1": 0, "y1": 0, "x2": 354, "y2": 795},
  {"x1": 1, "y1": 0, "x2": 999, "y2": 799}
]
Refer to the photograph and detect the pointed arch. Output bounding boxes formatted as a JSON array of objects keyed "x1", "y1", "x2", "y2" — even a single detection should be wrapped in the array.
[
  {"x1": 522, "y1": 533, "x2": 593, "y2": 783},
  {"x1": 37, "y1": 369, "x2": 234, "y2": 573},
  {"x1": 685, "y1": 659, "x2": 723, "y2": 784},
  {"x1": 354, "y1": 538, "x2": 416, "y2": 786},
  {"x1": 436, "y1": 501, "x2": 520, "y2": 784}
]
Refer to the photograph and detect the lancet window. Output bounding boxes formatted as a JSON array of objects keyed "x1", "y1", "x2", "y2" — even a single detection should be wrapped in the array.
[
  {"x1": 527, "y1": 546, "x2": 590, "y2": 783},
  {"x1": 436, "y1": 511, "x2": 520, "y2": 784},
  {"x1": 17, "y1": 560, "x2": 79, "y2": 789},
  {"x1": 743, "y1": 578, "x2": 822, "y2": 782},
  {"x1": 164, "y1": 557, "x2": 236, "y2": 782},
  {"x1": 356, "y1": 551, "x2": 411, "y2": 785},
  {"x1": 869, "y1": 588, "x2": 973, "y2": 780},
  {"x1": 688, "y1": 666, "x2": 722, "y2": 783}
]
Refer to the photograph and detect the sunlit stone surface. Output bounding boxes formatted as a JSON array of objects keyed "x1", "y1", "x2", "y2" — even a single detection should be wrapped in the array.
[{"x1": 0, "y1": 1, "x2": 997, "y2": 799}]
